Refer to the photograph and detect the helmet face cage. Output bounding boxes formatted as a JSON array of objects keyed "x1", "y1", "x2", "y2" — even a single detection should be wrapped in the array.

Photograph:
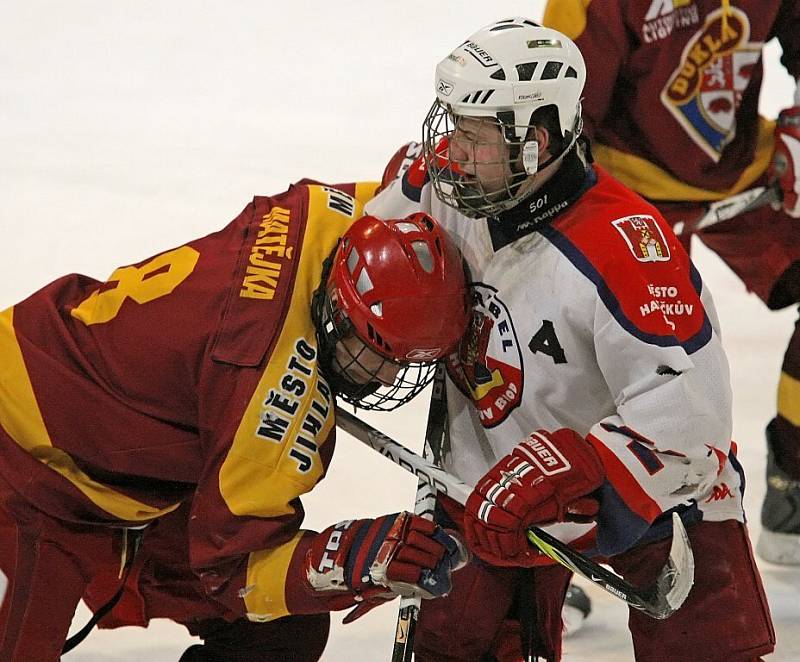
[
  {"x1": 312, "y1": 279, "x2": 437, "y2": 412},
  {"x1": 423, "y1": 100, "x2": 534, "y2": 219},
  {"x1": 312, "y1": 287, "x2": 437, "y2": 411}
]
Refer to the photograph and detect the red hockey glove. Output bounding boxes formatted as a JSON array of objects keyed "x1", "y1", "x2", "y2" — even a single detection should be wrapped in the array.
[
  {"x1": 305, "y1": 512, "x2": 468, "y2": 622},
  {"x1": 464, "y1": 429, "x2": 605, "y2": 567},
  {"x1": 378, "y1": 141, "x2": 423, "y2": 192},
  {"x1": 770, "y1": 106, "x2": 800, "y2": 218},
  {"x1": 377, "y1": 138, "x2": 458, "y2": 193}
]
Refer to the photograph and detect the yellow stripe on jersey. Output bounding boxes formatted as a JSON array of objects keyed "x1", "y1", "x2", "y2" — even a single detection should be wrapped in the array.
[
  {"x1": 593, "y1": 117, "x2": 775, "y2": 202},
  {"x1": 0, "y1": 306, "x2": 180, "y2": 522},
  {"x1": 778, "y1": 371, "x2": 800, "y2": 428},
  {"x1": 220, "y1": 185, "x2": 366, "y2": 518},
  {"x1": 354, "y1": 181, "x2": 381, "y2": 208},
  {"x1": 243, "y1": 530, "x2": 305, "y2": 621},
  {"x1": 542, "y1": 0, "x2": 592, "y2": 40}
]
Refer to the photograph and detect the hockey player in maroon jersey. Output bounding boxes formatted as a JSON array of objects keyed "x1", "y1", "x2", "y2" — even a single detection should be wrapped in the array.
[
  {"x1": 543, "y1": 0, "x2": 800, "y2": 567},
  {"x1": 0, "y1": 182, "x2": 471, "y2": 661},
  {"x1": 368, "y1": 19, "x2": 774, "y2": 661}
]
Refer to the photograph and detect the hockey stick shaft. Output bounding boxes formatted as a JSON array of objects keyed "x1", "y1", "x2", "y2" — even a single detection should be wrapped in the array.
[
  {"x1": 674, "y1": 184, "x2": 781, "y2": 235},
  {"x1": 392, "y1": 366, "x2": 447, "y2": 662},
  {"x1": 336, "y1": 408, "x2": 694, "y2": 620}
]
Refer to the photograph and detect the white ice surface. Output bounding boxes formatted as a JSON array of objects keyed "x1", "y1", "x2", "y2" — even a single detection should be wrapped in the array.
[{"x1": 1, "y1": 1, "x2": 798, "y2": 659}]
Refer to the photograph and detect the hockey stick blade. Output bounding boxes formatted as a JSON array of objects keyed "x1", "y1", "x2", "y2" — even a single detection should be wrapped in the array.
[
  {"x1": 336, "y1": 407, "x2": 695, "y2": 620},
  {"x1": 525, "y1": 512, "x2": 693, "y2": 619},
  {"x1": 674, "y1": 185, "x2": 781, "y2": 235}
]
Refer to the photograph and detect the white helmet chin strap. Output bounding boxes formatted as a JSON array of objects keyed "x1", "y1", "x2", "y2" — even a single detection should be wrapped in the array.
[
  {"x1": 519, "y1": 100, "x2": 583, "y2": 177},
  {"x1": 522, "y1": 140, "x2": 539, "y2": 175}
]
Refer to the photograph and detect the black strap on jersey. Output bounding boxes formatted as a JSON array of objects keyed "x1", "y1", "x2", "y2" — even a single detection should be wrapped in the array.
[
  {"x1": 61, "y1": 527, "x2": 145, "y2": 655},
  {"x1": 488, "y1": 139, "x2": 596, "y2": 252}
]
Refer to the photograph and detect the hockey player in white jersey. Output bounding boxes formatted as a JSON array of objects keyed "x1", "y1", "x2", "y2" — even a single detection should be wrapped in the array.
[{"x1": 368, "y1": 18, "x2": 774, "y2": 662}]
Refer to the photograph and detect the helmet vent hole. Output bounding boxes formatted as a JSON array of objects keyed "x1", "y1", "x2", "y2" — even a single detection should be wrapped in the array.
[
  {"x1": 412, "y1": 241, "x2": 435, "y2": 273},
  {"x1": 516, "y1": 62, "x2": 537, "y2": 81},
  {"x1": 355, "y1": 267, "x2": 373, "y2": 295},
  {"x1": 490, "y1": 68, "x2": 506, "y2": 81},
  {"x1": 370, "y1": 302, "x2": 383, "y2": 317},
  {"x1": 367, "y1": 323, "x2": 390, "y2": 351},
  {"x1": 541, "y1": 61, "x2": 564, "y2": 80},
  {"x1": 396, "y1": 222, "x2": 418, "y2": 234},
  {"x1": 566, "y1": 66, "x2": 578, "y2": 79},
  {"x1": 346, "y1": 247, "x2": 360, "y2": 273}
]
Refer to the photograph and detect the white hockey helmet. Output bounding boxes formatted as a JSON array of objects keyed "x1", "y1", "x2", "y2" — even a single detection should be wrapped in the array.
[{"x1": 423, "y1": 18, "x2": 586, "y2": 217}]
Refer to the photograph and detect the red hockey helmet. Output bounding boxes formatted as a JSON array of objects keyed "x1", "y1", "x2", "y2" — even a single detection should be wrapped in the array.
[{"x1": 313, "y1": 212, "x2": 469, "y2": 410}]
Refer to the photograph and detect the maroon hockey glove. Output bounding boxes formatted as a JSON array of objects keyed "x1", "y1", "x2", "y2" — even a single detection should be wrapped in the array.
[
  {"x1": 464, "y1": 429, "x2": 605, "y2": 567},
  {"x1": 769, "y1": 106, "x2": 800, "y2": 218},
  {"x1": 305, "y1": 512, "x2": 467, "y2": 622}
]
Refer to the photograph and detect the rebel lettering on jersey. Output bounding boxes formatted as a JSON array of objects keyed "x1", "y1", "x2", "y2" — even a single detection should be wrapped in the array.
[
  {"x1": 303, "y1": 381, "x2": 333, "y2": 438},
  {"x1": 447, "y1": 284, "x2": 523, "y2": 428},
  {"x1": 527, "y1": 320, "x2": 567, "y2": 364}
]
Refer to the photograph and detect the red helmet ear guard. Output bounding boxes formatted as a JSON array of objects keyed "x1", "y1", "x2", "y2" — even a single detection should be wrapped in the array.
[{"x1": 312, "y1": 213, "x2": 470, "y2": 410}]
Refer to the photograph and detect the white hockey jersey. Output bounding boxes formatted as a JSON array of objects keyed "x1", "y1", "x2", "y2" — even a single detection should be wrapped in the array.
[{"x1": 367, "y1": 146, "x2": 744, "y2": 556}]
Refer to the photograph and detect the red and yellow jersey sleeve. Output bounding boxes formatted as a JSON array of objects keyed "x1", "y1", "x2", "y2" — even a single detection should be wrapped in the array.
[{"x1": 0, "y1": 180, "x2": 380, "y2": 620}]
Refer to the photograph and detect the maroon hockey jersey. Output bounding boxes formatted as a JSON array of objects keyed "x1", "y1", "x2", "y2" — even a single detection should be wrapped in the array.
[
  {"x1": 0, "y1": 180, "x2": 378, "y2": 620},
  {"x1": 544, "y1": 0, "x2": 800, "y2": 201}
]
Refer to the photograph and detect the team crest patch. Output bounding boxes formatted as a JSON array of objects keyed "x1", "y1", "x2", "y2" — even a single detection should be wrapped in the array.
[
  {"x1": 612, "y1": 215, "x2": 671, "y2": 263},
  {"x1": 660, "y1": 7, "x2": 761, "y2": 161},
  {"x1": 446, "y1": 284, "x2": 522, "y2": 428}
]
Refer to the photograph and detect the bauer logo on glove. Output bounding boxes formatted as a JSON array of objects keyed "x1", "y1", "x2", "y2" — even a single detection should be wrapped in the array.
[
  {"x1": 464, "y1": 428, "x2": 605, "y2": 567},
  {"x1": 519, "y1": 431, "x2": 572, "y2": 475}
]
